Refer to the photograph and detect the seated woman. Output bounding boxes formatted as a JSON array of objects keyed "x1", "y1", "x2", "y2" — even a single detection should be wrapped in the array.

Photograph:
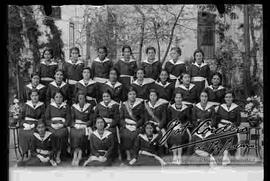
[
  {"x1": 128, "y1": 121, "x2": 166, "y2": 166},
  {"x1": 83, "y1": 117, "x2": 115, "y2": 166},
  {"x1": 45, "y1": 90, "x2": 71, "y2": 164},
  {"x1": 119, "y1": 86, "x2": 145, "y2": 162},
  {"x1": 18, "y1": 120, "x2": 57, "y2": 166},
  {"x1": 73, "y1": 67, "x2": 98, "y2": 107},
  {"x1": 70, "y1": 90, "x2": 95, "y2": 166},
  {"x1": 18, "y1": 89, "x2": 46, "y2": 161},
  {"x1": 166, "y1": 91, "x2": 192, "y2": 165},
  {"x1": 131, "y1": 68, "x2": 155, "y2": 100},
  {"x1": 215, "y1": 90, "x2": 242, "y2": 164},
  {"x1": 204, "y1": 72, "x2": 226, "y2": 108},
  {"x1": 174, "y1": 73, "x2": 200, "y2": 106},
  {"x1": 152, "y1": 69, "x2": 174, "y2": 102}
]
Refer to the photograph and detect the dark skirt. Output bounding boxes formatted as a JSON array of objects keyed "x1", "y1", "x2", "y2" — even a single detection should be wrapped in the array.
[
  {"x1": 70, "y1": 127, "x2": 88, "y2": 153},
  {"x1": 219, "y1": 134, "x2": 238, "y2": 156},
  {"x1": 188, "y1": 153, "x2": 211, "y2": 165},
  {"x1": 48, "y1": 127, "x2": 68, "y2": 152},
  {"x1": 120, "y1": 128, "x2": 139, "y2": 150},
  {"x1": 132, "y1": 154, "x2": 161, "y2": 166},
  {"x1": 18, "y1": 156, "x2": 52, "y2": 167},
  {"x1": 192, "y1": 80, "x2": 206, "y2": 95},
  {"x1": 18, "y1": 128, "x2": 34, "y2": 154}
]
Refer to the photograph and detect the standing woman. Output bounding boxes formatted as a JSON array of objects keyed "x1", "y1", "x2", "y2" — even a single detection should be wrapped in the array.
[
  {"x1": 205, "y1": 72, "x2": 226, "y2": 107},
  {"x1": 141, "y1": 46, "x2": 162, "y2": 82},
  {"x1": 46, "y1": 69, "x2": 70, "y2": 105},
  {"x1": 23, "y1": 73, "x2": 46, "y2": 103},
  {"x1": 164, "y1": 47, "x2": 187, "y2": 87},
  {"x1": 36, "y1": 48, "x2": 58, "y2": 86},
  {"x1": 91, "y1": 46, "x2": 113, "y2": 84},
  {"x1": 131, "y1": 68, "x2": 155, "y2": 100},
  {"x1": 63, "y1": 47, "x2": 85, "y2": 98},
  {"x1": 18, "y1": 89, "x2": 46, "y2": 160},
  {"x1": 188, "y1": 49, "x2": 211, "y2": 94},
  {"x1": 114, "y1": 45, "x2": 137, "y2": 92},
  {"x1": 74, "y1": 67, "x2": 98, "y2": 107},
  {"x1": 45, "y1": 91, "x2": 71, "y2": 164},
  {"x1": 152, "y1": 69, "x2": 174, "y2": 102},
  {"x1": 166, "y1": 91, "x2": 192, "y2": 164},
  {"x1": 101, "y1": 68, "x2": 124, "y2": 103},
  {"x1": 83, "y1": 117, "x2": 115, "y2": 166},
  {"x1": 119, "y1": 87, "x2": 145, "y2": 162},
  {"x1": 128, "y1": 122, "x2": 165, "y2": 166},
  {"x1": 215, "y1": 90, "x2": 241, "y2": 164},
  {"x1": 70, "y1": 90, "x2": 95, "y2": 166}
]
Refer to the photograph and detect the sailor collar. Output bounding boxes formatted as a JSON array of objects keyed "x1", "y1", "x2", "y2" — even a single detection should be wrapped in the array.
[
  {"x1": 26, "y1": 101, "x2": 44, "y2": 109},
  {"x1": 148, "y1": 99, "x2": 168, "y2": 109},
  {"x1": 178, "y1": 83, "x2": 195, "y2": 91},
  {"x1": 50, "y1": 81, "x2": 67, "y2": 88},
  {"x1": 133, "y1": 78, "x2": 154, "y2": 86},
  {"x1": 26, "y1": 83, "x2": 45, "y2": 90},
  {"x1": 78, "y1": 79, "x2": 96, "y2": 86},
  {"x1": 220, "y1": 103, "x2": 239, "y2": 112},
  {"x1": 72, "y1": 103, "x2": 91, "y2": 112},
  {"x1": 170, "y1": 103, "x2": 188, "y2": 112},
  {"x1": 92, "y1": 130, "x2": 112, "y2": 140},
  {"x1": 105, "y1": 81, "x2": 122, "y2": 89},
  {"x1": 193, "y1": 62, "x2": 207, "y2": 68},
  {"x1": 33, "y1": 131, "x2": 52, "y2": 141},
  {"x1": 94, "y1": 57, "x2": 110, "y2": 63},
  {"x1": 155, "y1": 81, "x2": 170, "y2": 88},
  {"x1": 139, "y1": 133, "x2": 159, "y2": 143},
  {"x1": 168, "y1": 58, "x2": 185, "y2": 65},
  {"x1": 195, "y1": 102, "x2": 213, "y2": 111},
  {"x1": 100, "y1": 100, "x2": 119, "y2": 108}
]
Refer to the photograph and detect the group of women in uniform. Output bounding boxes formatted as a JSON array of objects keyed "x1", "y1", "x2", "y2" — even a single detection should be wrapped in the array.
[{"x1": 16, "y1": 45, "x2": 242, "y2": 167}]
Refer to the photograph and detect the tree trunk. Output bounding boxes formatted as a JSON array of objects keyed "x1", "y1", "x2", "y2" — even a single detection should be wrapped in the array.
[
  {"x1": 161, "y1": 5, "x2": 185, "y2": 64},
  {"x1": 134, "y1": 5, "x2": 145, "y2": 66},
  {"x1": 249, "y1": 13, "x2": 258, "y2": 80},
  {"x1": 152, "y1": 19, "x2": 161, "y2": 62}
]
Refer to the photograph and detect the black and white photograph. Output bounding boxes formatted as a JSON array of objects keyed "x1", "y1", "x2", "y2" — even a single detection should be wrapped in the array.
[{"x1": 7, "y1": 4, "x2": 264, "y2": 181}]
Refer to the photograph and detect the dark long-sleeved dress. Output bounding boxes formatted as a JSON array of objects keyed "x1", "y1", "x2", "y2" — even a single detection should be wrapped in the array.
[
  {"x1": 70, "y1": 103, "x2": 95, "y2": 153},
  {"x1": 85, "y1": 130, "x2": 115, "y2": 166},
  {"x1": 18, "y1": 101, "x2": 46, "y2": 154},
  {"x1": 91, "y1": 57, "x2": 113, "y2": 84},
  {"x1": 100, "y1": 81, "x2": 124, "y2": 103},
  {"x1": 131, "y1": 79, "x2": 155, "y2": 100},
  {"x1": 21, "y1": 131, "x2": 55, "y2": 166},
  {"x1": 174, "y1": 83, "x2": 200, "y2": 105},
  {"x1": 204, "y1": 85, "x2": 226, "y2": 106},
  {"x1": 188, "y1": 62, "x2": 210, "y2": 94},
  {"x1": 130, "y1": 133, "x2": 165, "y2": 166},
  {"x1": 141, "y1": 59, "x2": 162, "y2": 81},
  {"x1": 46, "y1": 81, "x2": 70, "y2": 105},
  {"x1": 152, "y1": 81, "x2": 174, "y2": 102},
  {"x1": 45, "y1": 102, "x2": 71, "y2": 152},
  {"x1": 23, "y1": 83, "x2": 47, "y2": 103},
  {"x1": 164, "y1": 59, "x2": 187, "y2": 85},
  {"x1": 36, "y1": 59, "x2": 59, "y2": 86}
]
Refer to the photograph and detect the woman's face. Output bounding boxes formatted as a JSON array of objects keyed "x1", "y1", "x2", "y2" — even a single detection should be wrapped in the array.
[
  {"x1": 71, "y1": 49, "x2": 79, "y2": 60},
  {"x1": 98, "y1": 48, "x2": 106, "y2": 60},
  {"x1": 224, "y1": 93, "x2": 233, "y2": 105},
  {"x1": 30, "y1": 92, "x2": 39, "y2": 103},
  {"x1": 200, "y1": 92, "x2": 208, "y2": 104},
  {"x1": 109, "y1": 70, "x2": 117, "y2": 82},
  {"x1": 170, "y1": 49, "x2": 180, "y2": 60},
  {"x1": 103, "y1": 92, "x2": 111, "y2": 104},
  {"x1": 44, "y1": 50, "x2": 52, "y2": 60},
  {"x1": 32, "y1": 76, "x2": 40, "y2": 86},
  {"x1": 82, "y1": 69, "x2": 91, "y2": 80},
  {"x1": 145, "y1": 124, "x2": 154, "y2": 136},
  {"x1": 136, "y1": 70, "x2": 144, "y2": 80},
  {"x1": 37, "y1": 123, "x2": 46, "y2": 135},
  {"x1": 149, "y1": 92, "x2": 158, "y2": 103},
  {"x1": 128, "y1": 91, "x2": 136, "y2": 102},
  {"x1": 212, "y1": 75, "x2": 220, "y2": 86},
  {"x1": 195, "y1": 52, "x2": 203, "y2": 64},
  {"x1": 96, "y1": 118, "x2": 105, "y2": 130},
  {"x1": 78, "y1": 94, "x2": 86, "y2": 105},
  {"x1": 147, "y1": 49, "x2": 156, "y2": 60},
  {"x1": 54, "y1": 93, "x2": 63, "y2": 104},
  {"x1": 123, "y1": 48, "x2": 131, "y2": 60},
  {"x1": 174, "y1": 93, "x2": 182, "y2": 105},
  {"x1": 55, "y1": 71, "x2": 63, "y2": 82},
  {"x1": 159, "y1": 71, "x2": 168, "y2": 82},
  {"x1": 182, "y1": 74, "x2": 191, "y2": 84}
]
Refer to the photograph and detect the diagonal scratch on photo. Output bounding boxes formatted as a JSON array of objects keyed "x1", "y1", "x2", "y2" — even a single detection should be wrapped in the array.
[{"x1": 8, "y1": 4, "x2": 263, "y2": 169}]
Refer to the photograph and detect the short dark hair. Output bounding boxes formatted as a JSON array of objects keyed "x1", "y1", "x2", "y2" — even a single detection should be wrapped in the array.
[
  {"x1": 42, "y1": 48, "x2": 54, "y2": 58},
  {"x1": 145, "y1": 46, "x2": 156, "y2": 54},
  {"x1": 193, "y1": 49, "x2": 205, "y2": 62},
  {"x1": 211, "y1": 72, "x2": 222, "y2": 85},
  {"x1": 173, "y1": 89, "x2": 183, "y2": 98},
  {"x1": 52, "y1": 90, "x2": 64, "y2": 100},
  {"x1": 122, "y1": 45, "x2": 133, "y2": 56},
  {"x1": 171, "y1": 47, "x2": 182, "y2": 56},
  {"x1": 109, "y1": 67, "x2": 120, "y2": 79},
  {"x1": 127, "y1": 86, "x2": 137, "y2": 95},
  {"x1": 28, "y1": 88, "x2": 39, "y2": 98},
  {"x1": 149, "y1": 88, "x2": 159, "y2": 100},
  {"x1": 102, "y1": 89, "x2": 112, "y2": 98},
  {"x1": 55, "y1": 69, "x2": 64, "y2": 75},
  {"x1": 225, "y1": 89, "x2": 235, "y2": 98},
  {"x1": 70, "y1": 47, "x2": 81, "y2": 57},
  {"x1": 75, "y1": 90, "x2": 86, "y2": 103},
  {"x1": 31, "y1": 72, "x2": 40, "y2": 79},
  {"x1": 94, "y1": 116, "x2": 108, "y2": 130},
  {"x1": 180, "y1": 72, "x2": 191, "y2": 80},
  {"x1": 142, "y1": 121, "x2": 158, "y2": 134},
  {"x1": 97, "y1": 46, "x2": 108, "y2": 57}
]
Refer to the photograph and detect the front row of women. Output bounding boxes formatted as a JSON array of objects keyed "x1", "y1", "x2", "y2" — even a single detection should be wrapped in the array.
[{"x1": 18, "y1": 86, "x2": 241, "y2": 167}]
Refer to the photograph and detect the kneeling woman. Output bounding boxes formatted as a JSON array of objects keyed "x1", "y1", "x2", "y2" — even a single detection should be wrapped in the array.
[
  {"x1": 166, "y1": 91, "x2": 192, "y2": 164},
  {"x1": 45, "y1": 91, "x2": 71, "y2": 164},
  {"x1": 128, "y1": 121, "x2": 166, "y2": 166},
  {"x1": 70, "y1": 91, "x2": 95, "y2": 166},
  {"x1": 83, "y1": 117, "x2": 115, "y2": 166},
  {"x1": 19, "y1": 120, "x2": 56, "y2": 166}
]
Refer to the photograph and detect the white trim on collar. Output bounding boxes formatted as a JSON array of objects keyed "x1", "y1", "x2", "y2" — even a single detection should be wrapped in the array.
[
  {"x1": 139, "y1": 133, "x2": 159, "y2": 142},
  {"x1": 126, "y1": 98, "x2": 143, "y2": 109},
  {"x1": 33, "y1": 131, "x2": 52, "y2": 141},
  {"x1": 142, "y1": 59, "x2": 159, "y2": 64},
  {"x1": 26, "y1": 101, "x2": 44, "y2": 110},
  {"x1": 105, "y1": 81, "x2": 122, "y2": 89},
  {"x1": 100, "y1": 100, "x2": 119, "y2": 108},
  {"x1": 148, "y1": 98, "x2": 168, "y2": 109},
  {"x1": 195, "y1": 102, "x2": 213, "y2": 111},
  {"x1": 66, "y1": 59, "x2": 84, "y2": 65},
  {"x1": 72, "y1": 103, "x2": 91, "y2": 112},
  {"x1": 133, "y1": 78, "x2": 154, "y2": 86},
  {"x1": 92, "y1": 130, "x2": 112, "y2": 140},
  {"x1": 78, "y1": 79, "x2": 96, "y2": 87},
  {"x1": 50, "y1": 81, "x2": 67, "y2": 89},
  {"x1": 193, "y1": 62, "x2": 207, "y2": 68},
  {"x1": 50, "y1": 101, "x2": 67, "y2": 109},
  {"x1": 170, "y1": 103, "x2": 188, "y2": 112},
  {"x1": 94, "y1": 57, "x2": 110, "y2": 63},
  {"x1": 120, "y1": 58, "x2": 136, "y2": 63},
  {"x1": 220, "y1": 103, "x2": 239, "y2": 112},
  {"x1": 194, "y1": 132, "x2": 212, "y2": 139},
  {"x1": 168, "y1": 58, "x2": 185, "y2": 65},
  {"x1": 40, "y1": 59, "x2": 58, "y2": 66},
  {"x1": 155, "y1": 81, "x2": 170, "y2": 88},
  {"x1": 26, "y1": 83, "x2": 45, "y2": 90},
  {"x1": 178, "y1": 83, "x2": 195, "y2": 91},
  {"x1": 208, "y1": 85, "x2": 225, "y2": 91}
]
